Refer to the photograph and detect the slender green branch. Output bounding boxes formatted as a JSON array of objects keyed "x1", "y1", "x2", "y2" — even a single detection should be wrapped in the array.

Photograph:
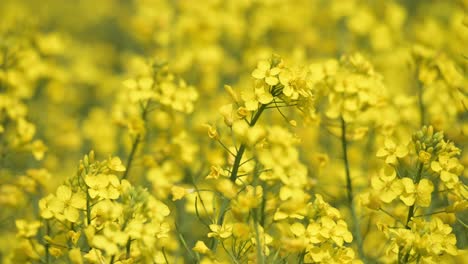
[
  {"x1": 86, "y1": 191, "x2": 91, "y2": 225},
  {"x1": 340, "y1": 117, "x2": 365, "y2": 261},
  {"x1": 456, "y1": 217, "x2": 468, "y2": 229},
  {"x1": 417, "y1": 79, "x2": 426, "y2": 127},
  {"x1": 217, "y1": 139, "x2": 236, "y2": 157},
  {"x1": 253, "y1": 217, "x2": 264, "y2": 264},
  {"x1": 229, "y1": 104, "x2": 266, "y2": 182},
  {"x1": 252, "y1": 164, "x2": 265, "y2": 264},
  {"x1": 125, "y1": 238, "x2": 132, "y2": 259},
  {"x1": 45, "y1": 220, "x2": 50, "y2": 264},
  {"x1": 122, "y1": 100, "x2": 151, "y2": 180},
  {"x1": 162, "y1": 248, "x2": 170, "y2": 264},
  {"x1": 400, "y1": 162, "x2": 424, "y2": 263},
  {"x1": 122, "y1": 134, "x2": 140, "y2": 180},
  {"x1": 211, "y1": 104, "x2": 266, "y2": 252},
  {"x1": 405, "y1": 163, "x2": 424, "y2": 228}
]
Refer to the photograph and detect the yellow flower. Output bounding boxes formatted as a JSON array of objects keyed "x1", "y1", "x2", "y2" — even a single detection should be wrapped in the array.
[
  {"x1": 208, "y1": 224, "x2": 232, "y2": 239},
  {"x1": 206, "y1": 165, "x2": 225, "y2": 180},
  {"x1": 371, "y1": 168, "x2": 403, "y2": 203},
  {"x1": 400, "y1": 178, "x2": 434, "y2": 207},
  {"x1": 39, "y1": 194, "x2": 55, "y2": 219},
  {"x1": 69, "y1": 248, "x2": 83, "y2": 264},
  {"x1": 83, "y1": 248, "x2": 105, "y2": 264},
  {"x1": 232, "y1": 223, "x2": 251, "y2": 240},
  {"x1": 418, "y1": 150, "x2": 432, "y2": 164},
  {"x1": 309, "y1": 217, "x2": 353, "y2": 246},
  {"x1": 85, "y1": 173, "x2": 121, "y2": 200},
  {"x1": 49, "y1": 185, "x2": 86, "y2": 222},
  {"x1": 31, "y1": 139, "x2": 47, "y2": 160},
  {"x1": 240, "y1": 83, "x2": 274, "y2": 111},
  {"x1": 290, "y1": 222, "x2": 306, "y2": 237},
  {"x1": 234, "y1": 185, "x2": 262, "y2": 212},
  {"x1": 215, "y1": 179, "x2": 237, "y2": 199},
  {"x1": 431, "y1": 154, "x2": 463, "y2": 187},
  {"x1": 202, "y1": 123, "x2": 218, "y2": 139},
  {"x1": 193, "y1": 241, "x2": 210, "y2": 254},
  {"x1": 329, "y1": 220, "x2": 353, "y2": 246},
  {"x1": 407, "y1": 218, "x2": 458, "y2": 258},
  {"x1": 16, "y1": 219, "x2": 41, "y2": 238},
  {"x1": 252, "y1": 60, "x2": 281, "y2": 86},
  {"x1": 92, "y1": 222, "x2": 129, "y2": 256},
  {"x1": 171, "y1": 185, "x2": 187, "y2": 201},
  {"x1": 376, "y1": 139, "x2": 408, "y2": 164},
  {"x1": 107, "y1": 157, "x2": 126, "y2": 172},
  {"x1": 219, "y1": 103, "x2": 237, "y2": 126},
  {"x1": 68, "y1": 231, "x2": 81, "y2": 245}
]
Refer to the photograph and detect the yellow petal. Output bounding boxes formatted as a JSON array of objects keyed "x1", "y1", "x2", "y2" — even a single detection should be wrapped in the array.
[
  {"x1": 431, "y1": 161, "x2": 442, "y2": 172},
  {"x1": 56, "y1": 185, "x2": 72, "y2": 201},
  {"x1": 290, "y1": 222, "x2": 305, "y2": 237}
]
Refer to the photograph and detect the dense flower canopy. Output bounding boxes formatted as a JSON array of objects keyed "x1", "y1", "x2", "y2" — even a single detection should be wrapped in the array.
[{"x1": 0, "y1": 0, "x2": 467, "y2": 263}]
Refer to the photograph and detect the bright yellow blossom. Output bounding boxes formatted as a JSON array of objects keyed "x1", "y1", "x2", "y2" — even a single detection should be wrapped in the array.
[
  {"x1": 171, "y1": 185, "x2": 187, "y2": 201},
  {"x1": 49, "y1": 185, "x2": 86, "y2": 222},
  {"x1": 371, "y1": 168, "x2": 403, "y2": 203},
  {"x1": 400, "y1": 178, "x2": 434, "y2": 207},
  {"x1": 208, "y1": 224, "x2": 232, "y2": 239},
  {"x1": 252, "y1": 59, "x2": 282, "y2": 86},
  {"x1": 376, "y1": 139, "x2": 408, "y2": 164},
  {"x1": 193, "y1": 241, "x2": 210, "y2": 254},
  {"x1": 107, "y1": 157, "x2": 126, "y2": 172},
  {"x1": 15, "y1": 220, "x2": 41, "y2": 238},
  {"x1": 85, "y1": 174, "x2": 121, "y2": 200},
  {"x1": 431, "y1": 154, "x2": 463, "y2": 187}
]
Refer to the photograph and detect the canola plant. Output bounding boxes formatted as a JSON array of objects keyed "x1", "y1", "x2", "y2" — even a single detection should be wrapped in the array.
[{"x1": 0, "y1": 0, "x2": 467, "y2": 263}]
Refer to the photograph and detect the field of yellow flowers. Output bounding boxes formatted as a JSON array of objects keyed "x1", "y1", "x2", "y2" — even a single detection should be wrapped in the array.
[{"x1": 1, "y1": 0, "x2": 467, "y2": 263}]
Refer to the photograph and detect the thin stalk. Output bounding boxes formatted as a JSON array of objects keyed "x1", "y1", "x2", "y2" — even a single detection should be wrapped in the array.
[
  {"x1": 86, "y1": 191, "x2": 91, "y2": 225},
  {"x1": 121, "y1": 134, "x2": 140, "y2": 180},
  {"x1": 211, "y1": 104, "x2": 266, "y2": 251},
  {"x1": 405, "y1": 163, "x2": 423, "y2": 228},
  {"x1": 414, "y1": 64, "x2": 426, "y2": 127},
  {"x1": 340, "y1": 118, "x2": 365, "y2": 261},
  {"x1": 253, "y1": 217, "x2": 264, "y2": 264},
  {"x1": 45, "y1": 220, "x2": 50, "y2": 264},
  {"x1": 417, "y1": 79, "x2": 426, "y2": 127},
  {"x1": 122, "y1": 100, "x2": 150, "y2": 180},
  {"x1": 125, "y1": 238, "x2": 132, "y2": 259},
  {"x1": 401, "y1": 162, "x2": 424, "y2": 263},
  {"x1": 252, "y1": 164, "x2": 264, "y2": 264},
  {"x1": 229, "y1": 104, "x2": 265, "y2": 182}
]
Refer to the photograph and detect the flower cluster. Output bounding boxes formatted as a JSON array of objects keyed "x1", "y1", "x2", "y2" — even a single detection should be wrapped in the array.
[
  {"x1": 1, "y1": 0, "x2": 467, "y2": 263},
  {"x1": 321, "y1": 53, "x2": 385, "y2": 124},
  {"x1": 13, "y1": 152, "x2": 172, "y2": 263},
  {"x1": 362, "y1": 126, "x2": 466, "y2": 262}
]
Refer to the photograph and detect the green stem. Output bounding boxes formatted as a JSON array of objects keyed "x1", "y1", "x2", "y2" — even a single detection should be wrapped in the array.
[
  {"x1": 340, "y1": 118, "x2": 365, "y2": 261},
  {"x1": 417, "y1": 80, "x2": 426, "y2": 127},
  {"x1": 401, "y1": 162, "x2": 424, "y2": 263},
  {"x1": 211, "y1": 104, "x2": 266, "y2": 252},
  {"x1": 125, "y1": 238, "x2": 132, "y2": 259},
  {"x1": 121, "y1": 134, "x2": 140, "y2": 180},
  {"x1": 229, "y1": 144, "x2": 246, "y2": 182},
  {"x1": 45, "y1": 220, "x2": 50, "y2": 264},
  {"x1": 405, "y1": 162, "x2": 424, "y2": 228},
  {"x1": 253, "y1": 216, "x2": 264, "y2": 264},
  {"x1": 414, "y1": 65, "x2": 426, "y2": 127},
  {"x1": 229, "y1": 104, "x2": 265, "y2": 182},
  {"x1": 122, "y1": 100, "x2": 151, "y2": 180},
  {"x1": 86, "y1": 191, "x2": 91, "y2": 225},
  {"x1": 252, "y1": 165, "x2": 264, "y2": 264}
]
